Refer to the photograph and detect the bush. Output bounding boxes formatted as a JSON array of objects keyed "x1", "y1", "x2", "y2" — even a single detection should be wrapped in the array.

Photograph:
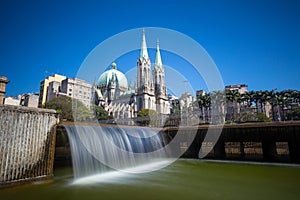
[
  {"x1": 235, "y1": 111, "x2": 271, "y2": 123},
  {"x1": 286, "y1": 106, "x2": 300, "y2": 120},
  {"x1": 136, "y1": 109, "x2": 158, "y2": 126}
]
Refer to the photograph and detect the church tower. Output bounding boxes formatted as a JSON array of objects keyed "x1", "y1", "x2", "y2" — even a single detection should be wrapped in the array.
[
  {"x1": 153, "y1": 40, "x2": 170, "y2": 114},
  {"x1": 136, "y1": 29, "x2": 155, "y2": 112},
  {"x1": 137, "y1": 29, "x2": 151, "y2": 90}
]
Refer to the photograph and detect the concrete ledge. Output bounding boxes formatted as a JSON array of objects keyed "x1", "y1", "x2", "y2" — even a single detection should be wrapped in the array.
[
  {"x1": 0, "y1": 175, "x2": 53, "y2": 189},
  {"x1": 0, "y1": 105, "x2": 57, "y2": 114}
]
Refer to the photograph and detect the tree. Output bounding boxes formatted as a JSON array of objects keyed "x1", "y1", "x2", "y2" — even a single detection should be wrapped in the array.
[
  {"x1": 235, "y1": 111, "x2": 271, "y2": 123},
  {"x1": 91, "y1": 105, "x2": 112, "y2": 120},
  {"x1": 45, "y1": 96, "x2": 91, "y2": 122},
  {"x1": 76, "y1": 105, "x2": 93, "y2": 121},
  {"x1": 198, "y1": 93, "x2": 211, "y2": 123},
  {"x1": 286, "y1": 106, "x2": 300, "y2": 120},
  {"x1": 137, "y1": 109, "x2": 158, "y2": 126},
  {"x1": 210, "y1": 90, "x2": 226, "y2": 124},
  {"x1": 45, "y1": 96, "x2": 75, "y2": 121},
  {"x1": 197, "y1": 94, "x2": 206, "y2": 121},
  {"x1": 226, "y1": 90, "x2": 241, "y2": 121}
]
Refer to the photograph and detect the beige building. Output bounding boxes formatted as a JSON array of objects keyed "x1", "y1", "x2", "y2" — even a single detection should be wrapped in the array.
[
  {"x1": 0, "y1": 76, "x2": 9, "y2": 105},
  {"x1": 4, "y1": 96, "x2": 20, "y2": 106},
  {"x1": 39, "y1": 74, "x2": 66, "y2": 107},
  {"x1": 20, "y1": 93, "x2": 39, "y2": 108},
  {"x1": 225, "y1": 84, "x2": 248, "y2": 94}
]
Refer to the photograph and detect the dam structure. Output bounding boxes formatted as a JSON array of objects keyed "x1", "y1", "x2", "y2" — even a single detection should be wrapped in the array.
[
  {"x1": 0, "y1": 105, "x2": 59, "y2": 187},
  {"x1": 65, "y1": 125, "x2": 168, "y2": 181}
]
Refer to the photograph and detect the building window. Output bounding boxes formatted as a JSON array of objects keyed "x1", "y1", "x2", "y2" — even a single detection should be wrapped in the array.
[{"x1": 69, "y1": 93, "x2": 71, "y2": 96}]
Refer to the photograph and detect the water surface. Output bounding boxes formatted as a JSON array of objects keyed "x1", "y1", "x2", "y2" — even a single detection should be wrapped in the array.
[{"x1": 1, "y1": 160, "x2": 300, "y2": 200}]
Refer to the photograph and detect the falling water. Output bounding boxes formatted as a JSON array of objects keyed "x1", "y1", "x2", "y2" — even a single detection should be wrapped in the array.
[{"x1": 65, "y1": 125, "x2": 168, "y2": 180}]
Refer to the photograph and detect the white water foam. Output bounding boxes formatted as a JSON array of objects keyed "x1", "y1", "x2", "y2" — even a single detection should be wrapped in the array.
[{"x1": 71, "y1": 160, "x2": 170, "y2": 185}]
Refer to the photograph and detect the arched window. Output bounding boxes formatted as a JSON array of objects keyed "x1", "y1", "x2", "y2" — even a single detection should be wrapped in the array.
[
  {"x1": 143, "y1": 67, "x2": 147, "y2": 83},
  {"x1": 148, "y1": 98, "x2": 151, "y2": 109},
  {"x1": 139, "y1": 98, "x2": 143, "y2": 110},
  {"x1": 140, "y1": 69, "x2": 143, "y2": 85}
]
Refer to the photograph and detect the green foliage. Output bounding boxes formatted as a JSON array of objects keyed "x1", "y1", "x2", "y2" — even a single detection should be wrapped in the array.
[
  {"x1": 137, "y1": 109, "x2": 157, "y2": 117},
  {"x1": 45, "y1": 96, "x2": 75, "y2": 121},
  {"x1": 286, "y1": 106, "x2": 300, "y2": 120},
  {"x1": 235, "y1": 111, "x2": 271, "y2": 123},
  {"x1": 45, "y1": 96, "x2": 92, "y2": 122},
  {"x1": 137, "y1": 109, "x2": 158, "y2": 126},
  {"x1": 75, "y1": 105, "x2": 93, "y2": 121},
  {"x1": 92, "y1": 105, "x2": 112, "y2": 120}
]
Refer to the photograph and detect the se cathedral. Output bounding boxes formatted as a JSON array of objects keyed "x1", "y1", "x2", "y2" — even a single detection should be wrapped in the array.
[{"x1": 94, "y1": 30, "x2": 170, "y2": 119}]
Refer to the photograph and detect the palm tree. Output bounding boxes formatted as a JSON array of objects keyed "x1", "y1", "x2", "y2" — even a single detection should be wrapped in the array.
[
  {"x1": 265, "y1": 90, "x2": 277, "y2": 121},
  {"x1": 226, "y1": 90, "x2": 241, "y2": 121},
  {"x1": 211, "y1": 90, "x2": 226, "y2": 124},
  {"x1": 197, "y1": 95, "x2": 206, "y2": 121},
  {"x1": 203, "y1": 93, "x2": 211, "y2": 122},
  {"x1": 253, "y1": 90, "x2": 268, "y2": 114},
  {"x1": 277, "y1": 90, "x2": 292, "y2": 121},
  {"x1": 242, "y1": 90, "x2": 255, "y2": 109}
]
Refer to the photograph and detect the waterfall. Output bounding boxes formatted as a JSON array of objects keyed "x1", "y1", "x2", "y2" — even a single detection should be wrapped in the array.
[{"x1": 65, "y1": 125, "x2": 168, "y2": 179}]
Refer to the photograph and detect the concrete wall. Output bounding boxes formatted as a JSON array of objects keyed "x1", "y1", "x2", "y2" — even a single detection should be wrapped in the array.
[
  {"x1": 163, "y1": 122, "x2": 300, "y2": 163},
  {"x1": 54, "y1": 122, "x2": 300, "y2": 167},
  {"x1": 0, "y1": 105, "x2": 59, "y2": 187}
]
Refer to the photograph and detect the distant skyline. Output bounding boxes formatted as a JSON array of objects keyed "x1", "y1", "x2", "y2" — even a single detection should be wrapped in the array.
[{"x1": 1, "y1": 0, "x2": 300, "y2": 97}]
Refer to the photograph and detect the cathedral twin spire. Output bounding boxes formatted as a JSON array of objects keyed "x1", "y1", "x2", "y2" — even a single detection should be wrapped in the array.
[
  {"x1": 154, "y1": 40, "x2": 163, "y2": 69},
  {"x1": 137, "y1": 29, "x2": 166, "y2": 97},
  {"x1": 140, "y1": 29, "x2": 149, "y2": 61},
  {"x1": 139, "y1": 29, "x2": 163, "y2": 69}
]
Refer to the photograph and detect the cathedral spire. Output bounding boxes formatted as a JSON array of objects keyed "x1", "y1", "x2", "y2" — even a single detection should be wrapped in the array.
[
  {"x1": 155, "y1": 39, "x2": 163, "y2": 68},
  {"x1": 140, "y1": 29, "x2": 149, "y2": 60}
]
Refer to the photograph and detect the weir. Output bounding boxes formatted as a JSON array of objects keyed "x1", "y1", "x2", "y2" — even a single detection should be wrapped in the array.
[
  {"x1": 0, "y1": 105, "x2": 59, "y2": 187},
  {"x1": 56, "y1": 122, "x2": 300, "y2": 170},
  {"x1": 65, "y1": 125, "x2": 168, "y2": 179}
]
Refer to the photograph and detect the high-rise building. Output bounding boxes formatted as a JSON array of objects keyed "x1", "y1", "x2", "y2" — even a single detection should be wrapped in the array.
[
  {"x1": 39, "y1": 74, "x2": 66, "y2": 107},
  {"x1": 60, "y1": 78, "x2": 92, "y2": 108}
]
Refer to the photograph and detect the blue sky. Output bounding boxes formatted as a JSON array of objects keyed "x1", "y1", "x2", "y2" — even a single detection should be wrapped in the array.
[{"x1": 1, "y1": 0, "x2": 300, "y2": 97}]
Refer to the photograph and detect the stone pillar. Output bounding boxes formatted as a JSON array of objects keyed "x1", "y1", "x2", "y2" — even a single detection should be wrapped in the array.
[
  {"x1": 288, "y1": 127, "x2": 300, "y2": 163},
  {"x1": 240, "y1": 142, "x2": 245, "y2": 158},
  {"x1": 214, "y1": 140, "x2": 226, "y2": 159},
  {"x1": 262, "y1": 141, "x2": 277, "y2": 161},
  {"x1": 0, "y1": 76, "x2": 9, "y2": 105}
]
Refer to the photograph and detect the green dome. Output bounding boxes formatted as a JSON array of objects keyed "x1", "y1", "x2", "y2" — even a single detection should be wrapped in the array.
[{"x1": 98, "y1": 63, "x2": 128, "y2": 89}]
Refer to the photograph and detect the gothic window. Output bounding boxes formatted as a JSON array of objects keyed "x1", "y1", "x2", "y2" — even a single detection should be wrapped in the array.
[
  {"x1": 143, "y1": 67, "x2": 147, "y2": 80},
  {"x1": 139, "y1": 98, "x2": 143, "y2": 110},
  {"x1": 148, "y1": 98, "x2": 151, "y2": 109},
  {"x1": 140, "y1": 69, "x2": 143, "y2": 84}
]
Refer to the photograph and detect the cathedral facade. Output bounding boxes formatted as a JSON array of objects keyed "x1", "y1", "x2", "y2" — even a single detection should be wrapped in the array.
[{"x1": 94, "y1": 30, "x2": 170, "y2": 121}]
